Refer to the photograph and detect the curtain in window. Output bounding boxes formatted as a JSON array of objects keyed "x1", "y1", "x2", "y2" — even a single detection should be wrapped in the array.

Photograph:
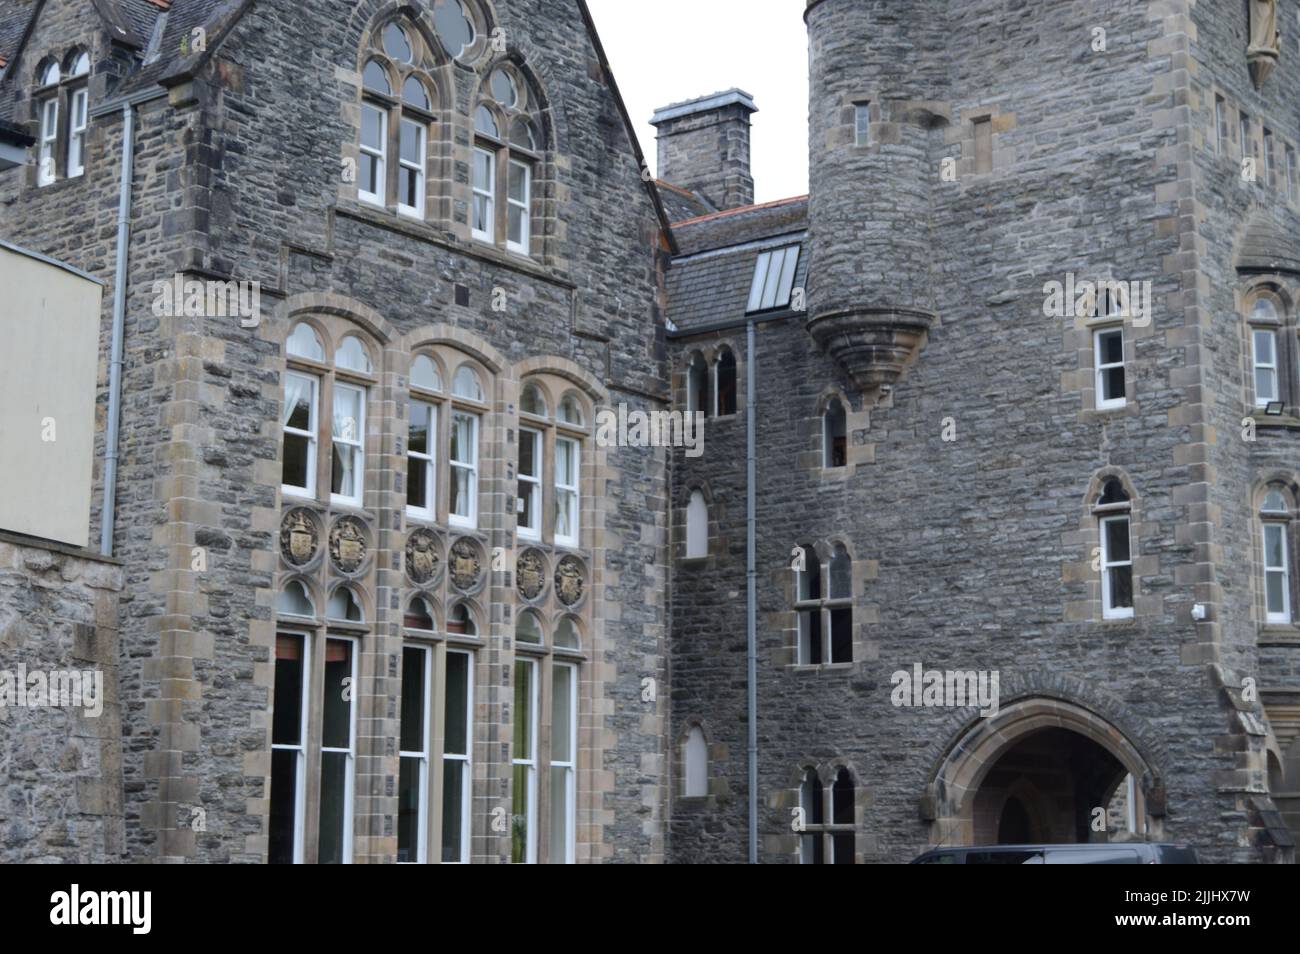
[{"x1": 283, "y1": 375, "x2": 312, "y2": 426}]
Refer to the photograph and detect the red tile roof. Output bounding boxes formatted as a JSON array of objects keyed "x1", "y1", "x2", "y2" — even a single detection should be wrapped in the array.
[
  {"x1": 143, "y1": 0, "x2": 173, "y2": 9},
  {"x1": 672, "y1": 194, "x2": 810, "y2": 228}
]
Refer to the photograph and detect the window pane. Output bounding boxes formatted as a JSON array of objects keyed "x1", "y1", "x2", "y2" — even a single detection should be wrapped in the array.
[
  {"x1": 1099, "y1": 330, "x2": 1123, "y2": 365},
  {"x1": 1255, "y1": 330, "x2": 1276, "y2": 364},
  {"x1": 512, "y1": 762, "x2": 530, "y2": 863},
  {"x1": 407, "y1": 455, "x2": 428, "y2": 510},
  {"x1": 441, "y1": 759, "x2": 466, "y2": 861},
  {"x1": 360, "y1": 154, "x2": 379, "y2": 196},
  {"x1": 362, "y1": 103, "x2": 384, "y2": 147},
  {"x1": 451, "y1": 468, "x2": 472, "y2": 518},
  {"x1": 403, "y1": 76, "x2": 429, "y2": 109},
  {"x1": 272, "y1": 636, "x2": 304, "y2": 745},
  {"x1": 513, "y1": 660, "x2": 533, "y2": 759},
  {"x1": 508, "y1": 205, "x2": 525, "y2": 246},
  {"x1": 444, "y1": 653, "x2": 469, "y2": 755},
  {"x1": 332, "y1": 444, "x2": 360, "y2": 498},
  {"x1": 830, "y1": 607, "x2": 853, "y2": 663},
  {"x1": 283, "y1": 434, "x2": 310, "y2": 489},
  {"x1": 552, "y1": 666, "x2": 573, "y2": 763},
  {"x1": 400, "y1": 647, "x2": 425, "y2": 753},
  {"x1": 519, "y1": 429, "x2": 538, "y2": 478},
  {"x1": 1265, "y1": 524, "x2": 1286, "y2": 568},
  {"x1": 383, "y1": 23, "x2": 412, "y2": 63},
  {"x1": 333, "y1": 386, "x2": 363, "y2": 442},
  {"x1": 832, "y1": 833, "x2": 855, "y2": 864},
  {"x1": 1256, "y1": 367, "x2": 1278, "y2": 403},
  {"x1": 1105, "y1": 518, "x2": 1131, "y2": 564},
  {"x1": 269, "y1": 748, "x2": 299, "y2": 864},
  {"x1": 397, "y1": 756, "x2": 421, "y2": 863},
  {"x1": 1103, "y1": 366, "x2": 1126, "y2": 401},
  {"x1": 508, "y1": 161, "x2": 528, "y2": 202},
  {"x1": 549, "y1": 767, "x2": 571, "y2": 864},
  {"x1": 400, "y1": 120, "x2": 423, "y2": 164},
  {"x1": 409, "y1": 402, "x2": 429, "y2": 455},
  {"x1": 318, "y1": 751, "x2": 349, "y2": 864},
  {"x1": 322, "y1": 640, "x2": 353, "y2": 749},
  {"x1": 1108, "y1": 566, "x2": 1134, "y2": 609},
  {"x1": 1266, "y1": 570, "x2": 1287, "y2": 615},
  {"x1": 362, "y1": 60, "x2": 390, "y2": 94}
]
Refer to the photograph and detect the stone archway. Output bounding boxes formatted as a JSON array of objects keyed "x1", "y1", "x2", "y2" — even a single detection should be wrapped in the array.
[{"x1": 924, "y1": 697, "x2": 1163, "y2": 847}]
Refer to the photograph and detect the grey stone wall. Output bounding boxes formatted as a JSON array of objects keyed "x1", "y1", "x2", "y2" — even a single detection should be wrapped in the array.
[{"x1": 0, "y1": 532, "x2": 124, "y2": 863}]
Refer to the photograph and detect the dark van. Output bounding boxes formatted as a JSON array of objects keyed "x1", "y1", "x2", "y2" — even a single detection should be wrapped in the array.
[{"x1": 911, "y1": 844, "x2": 1199, "y2": 864}]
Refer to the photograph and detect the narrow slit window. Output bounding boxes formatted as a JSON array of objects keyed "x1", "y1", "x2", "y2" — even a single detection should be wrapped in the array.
[
  {"x1": 1100, "y1": 514, "x2": 1134, "y2": 619},
  {"x1": 1215, "y1": 95, "x2": 1227, "y2": 156},
  {"x1": 397, "y1": 645, "x2": 431, "y2": 863},
  {"x1": 854, "y1": 102, "x2": 870, "y2": 147},
  {"x1": 684, "y1": 726, "x2": 708, "y2": 797},
  {"x1": 685, "y1": 490, "x2": 708, "y2": 559},
  {"x1": 824, "y1": 398, "x2": 847, "y2": 468},
  {"x1": 549, "y1": 663, "x2": 577, "y2": 864},
  {"x1": 973, "y1": 116, "x2": 993, "y2": 174},
  {"x1": 715, "y1": 349, "x2": 737, "y2": 415},
  {"x1": 442, "y1": 650, "x2": 473, "y2": 863},
  {"x1": 318, "y1": 637, "x2": 357, "y2": 864},
  {"x1": 269, "y1": 633, "x2": 309, "y2": 864},
  {"x1": 1094, "y1": 327, "x2": 1126, "y2": 409},
  {"x1": 512, "y1": 657, "x2": 538, "y2": 863}
]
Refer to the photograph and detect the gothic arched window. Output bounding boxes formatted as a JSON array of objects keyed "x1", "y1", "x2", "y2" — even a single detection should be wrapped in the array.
[{"x1": 472, "y1": 61, "x2": 544, "y2": 255}]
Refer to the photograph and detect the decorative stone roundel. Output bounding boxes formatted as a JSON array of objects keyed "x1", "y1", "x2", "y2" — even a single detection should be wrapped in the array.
[
  {"x1": 554, "y1": 555, "x2": 586, "y2": 607},
  {"x1": 516, "y1": 549, "x2": 546, "y2": 601},
  {"x1": 329, "y1": 516, "x2": 369, "y2": 575},
  {"x1": 280, "y1": 509, "x2": 320, "y2": 567},
  {"x1": 449, "y1": 538, "x2": 483, "y2": 592},
  {"x1": 405, "y1": 529, "x2": 442, "y2": 586}
]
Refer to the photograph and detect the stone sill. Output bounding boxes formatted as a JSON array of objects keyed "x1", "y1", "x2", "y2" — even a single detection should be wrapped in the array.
[
  {"x1": 790, "y1": 662, "x2": 856, "y2": 674},
  {"x1": 1258, "y1": 626, "x2": 1300, "y2": 646},
  {"x1": 1251, "y1": 411, "x2": 1300, "y2": 431},
  {"x1": 0, "y1": 529, "x2": 123, "y2": 566}
]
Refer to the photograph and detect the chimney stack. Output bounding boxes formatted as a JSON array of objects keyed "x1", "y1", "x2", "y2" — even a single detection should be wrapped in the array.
[{"x1": 651, "y1": 89, "x2": 757, "y2": 211}]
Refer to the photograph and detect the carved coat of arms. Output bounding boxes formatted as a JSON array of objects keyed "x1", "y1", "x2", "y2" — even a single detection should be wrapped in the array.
[
  {"x1": 517, "y1": 549, "x2": 545, "y2": 601},
  {"x1": 280, "y1": 509, "x2": 319, "y2": 567},
  {"x1": 554, "y1": 555, "x2": 585, "y2": 607},
  {"x1": 406, "y1": 529, "x2": 441, "y2": 585},
  {"x1": 449, "y1": 538, "x2": 482, "y2": 592},
  {"x1": 329, "y1": 517, "x2": 368, "y2": 574}
]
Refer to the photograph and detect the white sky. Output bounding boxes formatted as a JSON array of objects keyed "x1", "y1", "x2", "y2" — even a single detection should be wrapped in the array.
[{"x1": 585, "y1": 0, "x2": 810, "y2": 204}]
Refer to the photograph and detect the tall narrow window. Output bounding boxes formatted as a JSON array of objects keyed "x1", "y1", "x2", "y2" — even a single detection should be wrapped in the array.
[
  {"x1": 360, "y1": 61, "x2": 390, "y2": 205},
  {"x1": 282, "y1": 372, "x2": 319, "y2": 497},
  {"x1": 554, "y1": 436, "x2": 579, "y2": 547},
  {"x1": 1262, "y1": 490, "x2": 1291, "y2": 625},
  {"x1": 67, "y1": 87, "x2": 88, "y2": 178},
  {"x1": 398, "y1": 116, "x2": 426, "y2": 217},
  {"x1": 270, "y1": 633, "x2": 309, "y2": 864},
  {"x1": 1094, "y1": 326, "x2": 1126, "y2": 410},
  {"x1": 331, "y1": 383, "x2": 366, "y2": 506},
  {"x1": 408, "y1": 400, "x2": 436, "y2": 517},
  {"x1": 319, "y1": 636, "x2": 357, "y2": 864},
  {"x1": 512, "y1": 657, "x2": 538, "y2": 863},
  {"x1": 449, "y1": 411, "x2": 478, "y2": 528},
  {"x1": 472, "y1": 145, "x2": 496, "y2": 242},
  {"x1": 442, "y1": 649, "x2": 473, "y2": 863},
  {"x1": 684, "y1": 726, "x2": 708, "y2": 797},
  {"x1": 824, "y1": 398, "x2": 847, "y2": 468},
  {"x1": 1240, "y1": 111, "x2": 1253, "y2": 160},
  {"x1": 685, "y1": 490, "x2": 708, "y2": 559},
  {"x1": 398, "y1": 645, "x2": 431, "y2": 863},
  {"x1": 687, "y1": 352, "x2": 710, "y2": 416},
  {"x1": 549, "y1": 662, "x2": 577, "y2": 864},
  {"x1": 1096, "y1": 479, "x2": 1134, "y2": 620},
  {"x1": 795, "y1": 545, "x2": 822, "y2": 665},
  {"x1": 1265, "y1": 129, "x2": 1276, "y2": 188},
  {"x1": 1288, "y1": 145, "x2": 1297, "y2": 200},
  {"x1": 1215, "y1": 95, "x2": 1227, "y2": 156},
  {"x1": 1253, "y1": 327, "x2": 1280, "y2": 407},
  {"x1": 799, "y1": 769, "x2": 824, "y2": 864},
  {"x1": 830, "y1": 768, "x2": 856, "y2": 863},
  {"x1": 507, "y1": 158, "x2": 531, "y2": 254},
  {"x1": 972, "y1": 116, "x2": 993, "y2": 174},
  {"x1": 854, "y1": 102, "x2": 870, "y2": 147},
  {"x1": 715, "y1": 348, "x2": 737, "y2": 415},
  {"x1": 827, "y1": 544, "x2": 853, "y2": 663},
  {"x1": 518, "y1": 427, "x2": 542, "y2": 539},
  {"x1": 37, "y1": 95, "x2": 58, "y2": 186}
]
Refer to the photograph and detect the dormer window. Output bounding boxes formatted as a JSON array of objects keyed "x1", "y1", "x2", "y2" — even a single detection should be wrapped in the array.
[{"x1": 746, "y1": 245, "x2": 800, "y2": 313}]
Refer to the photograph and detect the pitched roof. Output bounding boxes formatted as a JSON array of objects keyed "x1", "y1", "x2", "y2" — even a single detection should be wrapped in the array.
[
  {"x1": 666, "y1": 197, "x2": 809, "y2": 332},
  {"x1": 654, "y1": 180, "x2": 716, "y2": 223}
]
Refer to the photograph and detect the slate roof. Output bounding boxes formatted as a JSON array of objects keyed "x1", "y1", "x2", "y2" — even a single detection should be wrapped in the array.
[
  {"x1": 0, "y1": 2, "x2": 36, "y2": 69},
  {"x1": 665, "y1": 196, "x2": 809, "y2": 332},
  {"x1": 655, "y1": 179, "x2": 716, "y2": 223},
  {"x1": 1237, "y1": 212, "x2": 1300, "y2": 275}
]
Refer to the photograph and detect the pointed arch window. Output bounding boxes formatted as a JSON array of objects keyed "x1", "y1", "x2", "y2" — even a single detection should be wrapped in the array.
[
  {"x1": 714, "y1": 348, "x2": 737, "y2": 415},
  {"x1": 684, "y1": 726, "x2": 708, "y2": 797},
  {"x1": 472, "y1": 62, "x2": 543, "y2": 256},
  {"x1": 34, "y1": 52, "x2": 91, "y2": 186},
  {"x1": 1094, "y1": 478, "x2": 1134, "y2": 620},
  {"x1": 799, "y1": 769, "x2": 824, "y2": 863},
  {"x1": 687, "y1": 351, "x2": 709, "y2": 416},
  {"x1": 685, "y1": 490, "x2": 709, "y2": 559},
  {"x1": 358, "y1": 22, "x2": 437, "y2": 216},
  {"x1": 794, "y1": 544, "x2": 853, "y2": 663}
]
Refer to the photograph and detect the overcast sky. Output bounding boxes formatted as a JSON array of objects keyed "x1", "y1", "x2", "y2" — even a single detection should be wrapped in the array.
[{"x1": 585, "y1": 0, "x2": 810, "y2": 204}]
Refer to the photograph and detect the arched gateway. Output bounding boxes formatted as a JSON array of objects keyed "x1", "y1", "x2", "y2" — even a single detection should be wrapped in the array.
[{"x1": 922, "y1": 697, "x2": 1165, "y2": 847}]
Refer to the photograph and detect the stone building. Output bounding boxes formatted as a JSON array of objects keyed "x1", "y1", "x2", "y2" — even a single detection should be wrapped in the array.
[{"x1": 0, "y1": 0, "x2": 1298, "y2": 864}]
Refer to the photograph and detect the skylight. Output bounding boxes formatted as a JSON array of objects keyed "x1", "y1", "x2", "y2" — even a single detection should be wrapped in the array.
[{"x1": 746, "y1": 245, "x2": 800, "y2": 313}]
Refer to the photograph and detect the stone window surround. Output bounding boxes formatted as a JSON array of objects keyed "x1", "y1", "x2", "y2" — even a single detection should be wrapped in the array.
[
  {"x1": 1061, "y1": 269, "x2": 1155, "y2": 422},
  {"x1": 1063, "y1": 469, "x2": 1161, "y2": 625},
  {"x1": 945, "y1": 105, "x2": 1017, "y2": 180},
  {"x1": 674, "y1": 719, "x2": 723, "y2": 807},
  {"x1": 811, "y1": 388, "x2": 871, "y2": 480},
  {"x1": 779, "y1": 760, "x2": 873, "y2": 864},
  {"x1": 514, "y1": 370, "x2": 592, "y2": 552},
  {"x1": 676, "y1": 338, "x2": 745, "y2": 419},
  {"x1": 1240, "y1": 278, "x2": 1299, "y2": 421},
  {"x1": 674, "y1": 480, "x2": 721, "y2": 567},
  {"x1": 1251, "y1": 476, "x2": 1300, "y2": 635},
  {"x1": 782, "y1": 538, "x2": 877, "y2": 670},
  {"x1": 25, "y1": 44, "x2": 92, "y2": 191},
  {"x1": 1213, "y1": 89, "x2": 1300, "y2": 202}
]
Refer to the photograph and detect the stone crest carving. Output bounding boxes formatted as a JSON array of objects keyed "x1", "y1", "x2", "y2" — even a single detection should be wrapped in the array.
[
  {"x1": 280, "y1": 509, "x2": 319, "y2": 567},
  {"x1": 517, "y1": 549, "x2": 546, "y2": 601},
  {"x1": 449, "y1": 538, "x2": 482, "y2": 592},
  {"x1": 329, "y1": 516, "x2": 368, "y2": 575},
  {"x1": 405, "y1": 529, "x2": 441, "y2": 586},
  {"x1": 554, "y1": 555, "x2": 585, "y2": 607}
]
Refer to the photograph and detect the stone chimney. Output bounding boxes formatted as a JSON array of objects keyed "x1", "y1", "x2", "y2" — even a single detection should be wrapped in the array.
[{"x1": 651, "y1": 89, "x2": 757, "y2": 211}]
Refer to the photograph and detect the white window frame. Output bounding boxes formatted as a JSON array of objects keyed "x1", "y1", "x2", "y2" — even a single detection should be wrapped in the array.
[
  {"x1": 518, "y1": 427, "x2": 542, "y2": 540},
  {"x1": 37, "y1": 96, "x2": 58, "y2": 186},
  {"x1": 320, "y1": 635, "x2": 358, "y2": 865},
  {"x1": 398, "y1": 644, "x2": 432, "y2": 864},
  {"x1": 472, "y1": 146, "x2": 496, "y2": 243},
  {"x1": 359, "y1": 101, "x2": 387, "y2": 206},
  {"x1": 1094, "y1": 326, "x2": 1127, "y2": 410},
  {"x1": 513, "y1": 657, "x2": 539, "y2": 864},
  {"x1": 330, "y1": 382, "x2": 366, "y2": 507},
  {"x1": 554, "y1": 435, "x2": 580, "y2": 548},
  {"x1": 67, "y1": 87, "x2": 88, "y2": 178},
  {"x1": 550, "y1": 661, "x2": 578, "y2": 864},
  {"x1": 442, "y1": 648, "x2": 474, "y2": 864},
  {"x1": 1253, "y1": 328, "x2": 1279, "y2": 407},
  {"x1": 449, "y1": 411, "x2": 479, "y2": 530},
  {"x1": 506, "y1": 158, "x2": 531, "y2": 255},
  {"x1": 282, "y1": 371, "x2": 319, "y2": 499},
  {"x1": 407, "y1": 400, "x2": 437, "y2": 520},
  {"x1": 397, "y1": 117, "x2": 426, "y2": 218},
  {"x1": 1263, "y1": 522, "x2": 1291, "y2": 624},
  {"x1": 1100, "y1": 514, "x2": 1135, "y2": 620},
  {"x1": 271, "y1": 631, "x2": 311, "y2": 864}
]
